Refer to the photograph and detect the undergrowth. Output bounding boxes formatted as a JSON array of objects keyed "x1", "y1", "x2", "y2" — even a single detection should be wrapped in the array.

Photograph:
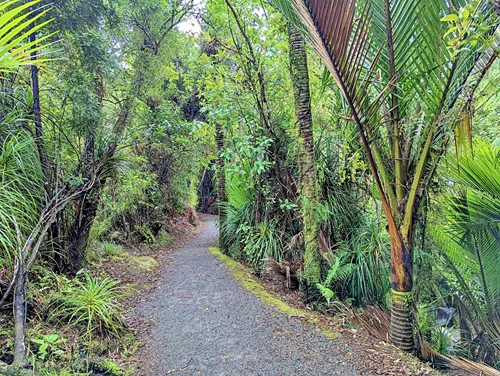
[
  {"x1": 49, "y1": 271, "x2": 124, "y2": 338},
  {"x1": 0, "y1": 268, "x2": 132, "y2": 375}
]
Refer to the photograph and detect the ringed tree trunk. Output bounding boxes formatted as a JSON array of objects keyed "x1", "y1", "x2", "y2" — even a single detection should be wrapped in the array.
[
  {"x1": 388, "y1": 225, "x2": 414, "y2": 351},
  {"x1": 215, "y1": 122, "x2": 228, "y2": 251},
  {"x1": 288, "y1": 24, "x2": 321, "y2": 298},
  {"x1": 382, "y1": 0, "x2": 415, "y2": 352}
]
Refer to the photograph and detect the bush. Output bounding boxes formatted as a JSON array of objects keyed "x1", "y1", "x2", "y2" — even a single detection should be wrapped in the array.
[
  {"x1": 99, "y1": 241, "x2": 122, "y2": 257},
  {"x1": 50, "y1": 271, "x2": 124, "y2": 338},
  {"x1": 242, "y1": 219, "x2": 288, "y2": 267},
  {"x1": 317, "y1": 216, "x2": 390, "y2": 307}
]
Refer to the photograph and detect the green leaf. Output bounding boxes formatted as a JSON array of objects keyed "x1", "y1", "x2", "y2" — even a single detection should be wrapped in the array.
[
  {"x1": 316, "y1": 283, "x2": 335, "y2": 304},
  {"x1": 44, "y1": 333, "x2": 59, "y2": 342},
  {"x1": 441, "y1": 14, "x2": 459, "y2": 22},
  {"x1": 39, "y1": 342, "x2": 48, "y2": 353}
]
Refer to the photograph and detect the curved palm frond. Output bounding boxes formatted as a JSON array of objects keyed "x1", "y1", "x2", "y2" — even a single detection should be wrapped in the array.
[{"x1": 0, "y1": 0, "x2": 56, "y2": 72}]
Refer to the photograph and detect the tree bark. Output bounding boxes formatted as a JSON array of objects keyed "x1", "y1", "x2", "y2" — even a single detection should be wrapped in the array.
[
  {"x1": 215, "y1": 122, "x2": 228, "y2": 251},
  {"x1": 67, "y1": 188, "x2": 100, "y2": 273},
  {"x1": 66, "y1": 67, "x2": 103, "y2": 273},
  {"x1": 288, "y1": 24, "x2": 321, "y2": 296},
  {"x1": 31, "y1": 61, "x2": 49, "y2": 181},
  {"x1": 12, "y1": 262, "x2": 27, "y2": 369},
  {"x1": 29, "y1": 5, "x2": 52, "y2": 196},
  {"x1": 198, "y1": 166, "x2": 216, "y2": 214},
  {"x1": 389, "y1": 229, "x2": 414, "y2": 352}
]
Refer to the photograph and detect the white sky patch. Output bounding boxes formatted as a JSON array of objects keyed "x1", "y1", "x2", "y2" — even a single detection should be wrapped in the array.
[
  {"x1": 177, "y1": 0, "x2": 204, "y2": 35},
  {"x1": 177, "y1": 17, "x2": 202, "y2": 35}
]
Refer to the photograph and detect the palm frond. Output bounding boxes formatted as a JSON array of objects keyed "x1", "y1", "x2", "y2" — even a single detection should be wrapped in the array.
[
  {"x1": 436, "y1": 141, "x2": 500, "y2": 323},
  {"x1": 0, "y1": 0, "x2": 56, "y2": 72}
]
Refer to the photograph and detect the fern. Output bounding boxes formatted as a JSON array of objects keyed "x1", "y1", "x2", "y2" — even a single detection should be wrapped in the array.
[{"x1": 316, "y1": 283, "x2": 335, "y2": 304}]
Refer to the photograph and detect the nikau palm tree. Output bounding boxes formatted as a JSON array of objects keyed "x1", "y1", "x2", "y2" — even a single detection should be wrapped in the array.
[
  {"x1": 288, "y1": 23, "x2": 322, "y2": 296},
  {"x1": 275, "y1": 0, "x2": 499, "y2": 351}
]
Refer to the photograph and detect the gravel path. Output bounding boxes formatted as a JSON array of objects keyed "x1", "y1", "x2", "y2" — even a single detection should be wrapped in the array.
[{"x1": 134, "y1": 214, "x2": 361, "y2": 375}]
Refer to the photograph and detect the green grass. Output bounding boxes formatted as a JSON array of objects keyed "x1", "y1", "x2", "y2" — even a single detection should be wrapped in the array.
[{"x1": 100, "y1": 241, "x2": 123, "y2": 256}]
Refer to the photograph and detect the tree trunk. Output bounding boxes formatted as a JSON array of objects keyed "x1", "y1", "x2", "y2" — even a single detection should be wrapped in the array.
[
  {"x1": 198, "y1": 166, "x2": 216, "y2": 214},
  {"x1": 67, "y1": 68, "x2": 102, "y2": 273},
  {"x1": 67, "y1": 188, "x2": 100, "y2": 273},
  {"x1": 389, "y1": 226, "x2": 414, "y2": 352},
  {"x1": 288, "y1": 24, "x2": 321, "y2": 297},
  {"x1": 215, "y1": 122, "x2": 228, "y2": 251},
  {"x1": 29, "y1": 5, "x2": 51, "y2": 190},
  {"x1": 12, "y1": 262, "x2": 27, "y2": 369}
]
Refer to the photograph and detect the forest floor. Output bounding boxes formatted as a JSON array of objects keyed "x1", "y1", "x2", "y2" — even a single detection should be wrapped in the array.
[{"x1": 124, "y1": 213, "x2": 437, "y2": 376}]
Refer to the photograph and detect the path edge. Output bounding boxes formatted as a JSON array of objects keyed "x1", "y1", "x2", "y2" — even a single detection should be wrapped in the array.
[{"x1": 208, "y1": 247, "x2": 341, "y2": 341}]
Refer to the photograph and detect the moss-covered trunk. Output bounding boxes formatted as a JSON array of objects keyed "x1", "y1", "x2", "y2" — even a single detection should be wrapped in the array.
[
  {"x1": 215, "y1": 122, "x2": 228, "y2": 251},
  {"x1": 288, "y1": 24, "x2": 321, "y2": 296}
]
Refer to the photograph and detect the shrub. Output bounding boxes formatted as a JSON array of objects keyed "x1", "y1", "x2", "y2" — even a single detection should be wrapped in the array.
[
  {"x1": 50, "y1": 271, "x2": 124, "y2": 338},
  {"x1": 317, "y1": 217, "x2": 390, "y2": 307},
  {"x1": 99, "y1": 241, "x2": 122, "y2": 257},
  {"x1": 242, "y1": 219, "x2": 287, "y2": 267}
]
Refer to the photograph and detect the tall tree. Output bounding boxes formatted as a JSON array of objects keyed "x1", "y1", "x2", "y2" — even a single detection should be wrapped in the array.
[
  {"x1": 275, "y1": 0, "x2": 499, "y2": 352},
  {"x1": 66, "y1": 0, "x2": 194, "y2": 272},
  {"x1": 288, "y1": 24, "x2": 321, "y2": 296},
  {"x1": 215, "y1": 121, "x2": 228, "y2": 249},
  {"x1": 66, "y1": 65, "x2": 105, "y2": 272},
  {"x1": 224, "y1": 0, "x2": 291, "y2": 226}
]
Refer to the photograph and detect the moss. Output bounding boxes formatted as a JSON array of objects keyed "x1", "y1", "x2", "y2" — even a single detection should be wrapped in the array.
[
  {"x1": 209, "y1": 247, "x2": 340, "y2": 341},
  {"x1": 94, "y1": 359, "x2": 124, "y2": 375},
  {"x1": 128, "y1": 256, "x2": 159, "y2": 272},
  {"x1": 111, "y1": 252, "x2": 128, "y2": 261},
  {"x1": 157, "y1": 230, "x2": 173, "y2": 246}
]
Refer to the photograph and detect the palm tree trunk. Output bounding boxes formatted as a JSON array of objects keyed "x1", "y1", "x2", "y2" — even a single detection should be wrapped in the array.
[
  {"x1": 389, "y1": 228, "x2": 414, "y2": 352},
  {"x1": 288, "y1": 24, "x2": 321, "y2": 296},
  {"x1": 215, "y1": 122, "x2": 228, "y2": 251}
]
